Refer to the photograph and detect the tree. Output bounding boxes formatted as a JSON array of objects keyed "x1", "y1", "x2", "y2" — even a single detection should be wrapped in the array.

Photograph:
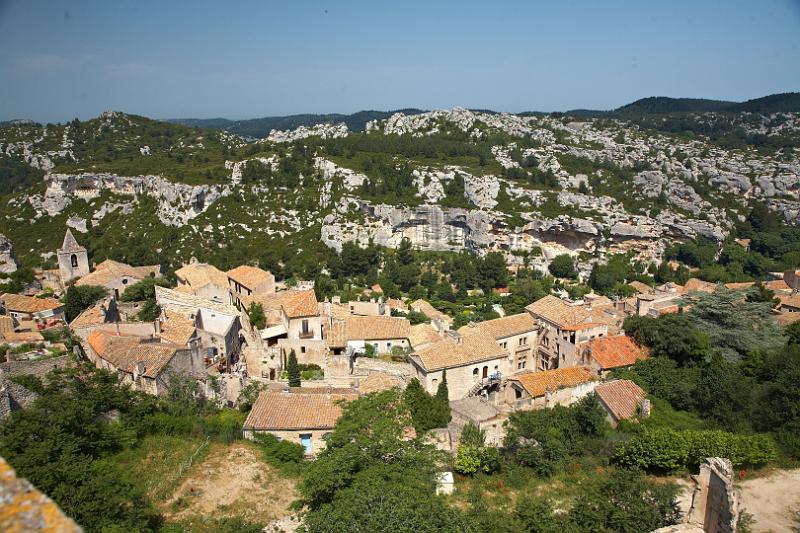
[
  {"x1": 569, "y1": 469, "x2": 680, "y2": 532},
  {"x1": 403, "y1": 378, "x2": 450, "y2": 433},
  {"x1": 435, "y1": 369, "x2": 449, "y2": 403},
  {"x1": 287, "y1": 349, "x2": 301, "y2": 387},
  {"x1": 623, "y1": 314, "x2": 709, "y2": 366},
  {"x1": 548, "y1": 254, "x2": 577, "y2": 279},
  {"x1": 119, "y1": 276, "x2": 169, "y2": 302},
  {"x1": 684, "y1": 287, "x2": 785, "y2": 361},
  {"x1": 248, "y1": 302, "x2": 266, "y2": 329},
  {"x1": 63, "y1": 284, "x2": 107, "y2": 322}
]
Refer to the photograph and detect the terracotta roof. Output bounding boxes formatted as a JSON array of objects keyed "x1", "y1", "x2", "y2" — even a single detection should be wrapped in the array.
[
  {"x1": 76, "y1": 260, "x2": 160, "y2": 288},
  {"x1": 683, "y1": 278, "x2": 717, "y2": 294},
  {"x1": 525, "y1": 295, "x2": 590, "y2": 327},
  {"x1": 583, "y1": 335, "x2": 647, "y2": 370},
  {"x1": 0, "y1": 293, "x2": 63, "y2": 314},
  {"x1": 511, "y1": 366, "x2": 595, "y2": 398},
  {"x1": 2, "y1": 330, "x2": 45, "y2": 344},
  {"x1": 155, "y1": 286, "x2": 239, "y2": 316},
  {"x1": 175, "y1": 262, "x2": 229, "y2": 290},
  {"x1": 325, "y1": 319, "x2": 347, "y2": 349},
  {"x1": 595, "y1": 379, "x2": 646, "y2": 421},
  {"x1": 227, "y1": 265, "x2": 274, "y2": 290},
  {"x1": 561, "y1": 322, "x2": 605, "y2": 331},
  {"x1": 410, "y1": 299, "x2": 453, "y2": 324},
  {"x1": 158, "y1": 313, "x2": 197, "y2": 345},
  {"x1": 243, "y1": 390, "x2": 358, "y2": 430},
  {"x1": 244, "y1": 289, "x2": 319, "y2": 319},
  {"x1": 387, "y1": 298, "x2": 407, "y2": 310},
  {"x1": 413, "y1": 334, "x2": 507, "y2": 371},
  {"x1": 60, "y1": 229, "x2": 85, "y2": 252},
  {"x1": 0, "y1": 315, "x2": 13, "y2": 333},
  {"x1": 778, "y1": 293, "x2": 800, "y2": 310},
  {"x1": 724, "y1": 282, "x2": 755, "y2": 290},
  {"x1": 409, "y1": 323, "x2": 441, "y2": 348},
  {"x1": 370, "y1": 284, "x2": 383, "y2": 294},
  {"x1": 86, "y1": 330, "x2": 179, "y2": 378},
  {"x1": 459, "y1": 313, "x2": 537, "y2": 340},
  {"x1": 767, "y1": 279, "x2": 791, "y2": 292},
  {"x1": 628, "y1": 281, "x2": 653, "y2": 294},
  {"x1": 344, "y1": 316, "x2": 410, "y2": 341},
  {"x1": 359, "y1": 373, "x2": 404, "y2": 394}
]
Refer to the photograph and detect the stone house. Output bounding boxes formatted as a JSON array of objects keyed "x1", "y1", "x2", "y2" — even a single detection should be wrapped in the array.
[
  {"x1": 75, "y1": 259, "x2": 161, "y2": 299},
  {"x1": 325, "y1": 315, "x2": 411, "y2": 356},
  {"x1": 242, "y1": 388, "x2": 359, "y2": 456},
  {"x1": 174, "y1": 262, "x2": 231, "y2": 304},
  {"x1": 0, "y1": 356, "x2": 72, "y2": 419},
  {"x1": 410, "y1": 299, "x2": 453, "y2": 330},
  {"x1": 0, "y1": 293, "x2": 64, "y2": 322},
  {"x1": 579, "y1": 335, "x2": 648, "y2": 375},
  {"x1": 504, "y1": 366, "x2": 598, "y2": 409},
  {"x1": 227, "y1": 265, "x2": 276, "y2": 310},
  {"x1": 777, "y1": 293, "x2": 800, "y2": 313},
  {"x1": 346, "y1": 299, "x2": 389, "y2": 317},
  {"x1": 155, "y1": 286, "x2": 243, "y2": 365},
  {"x1": 84, "y1": 330, "x2": 205, "y2": 396},
  {"x1": 525, "y1": 295, "x2": 608, "y2": 370},
  {"x1": 449, "y1": 396, "x2": 508, "y2": 446},
  {"x1": 458, "y1": 313, "x2": 539, "y2": 372},
  {"x1": 409, "y1": 333, "x2": 509, "y2": 401},
  {"x1": 594, "y1": 379, "x2": 648, "y2": 427},
  {"x1": 57, "y1": 229, "x2": 90, "y2": 285}
]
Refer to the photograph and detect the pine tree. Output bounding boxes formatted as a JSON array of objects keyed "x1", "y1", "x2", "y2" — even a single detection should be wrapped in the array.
[{"x1": 287, "y1": 349, "x2": 301, "y2": 387}]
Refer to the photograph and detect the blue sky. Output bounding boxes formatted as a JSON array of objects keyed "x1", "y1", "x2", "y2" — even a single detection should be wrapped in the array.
[{"x1": 1, "y1": 0, "x2": 799, "y2": 122}]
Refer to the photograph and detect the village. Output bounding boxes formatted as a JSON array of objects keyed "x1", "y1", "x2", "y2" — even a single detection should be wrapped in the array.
[{"x1": 2, "y1": 227, "x2": 798, "y2": 464}]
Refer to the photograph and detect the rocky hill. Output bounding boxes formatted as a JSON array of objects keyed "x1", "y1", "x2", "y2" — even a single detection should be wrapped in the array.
[{"x1": 1, "y1": 100, "x2": 798, "y2": 281}]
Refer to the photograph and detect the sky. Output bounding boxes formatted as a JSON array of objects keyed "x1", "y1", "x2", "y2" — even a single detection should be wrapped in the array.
[{"x1": 1, "y1": 0, "x2": 799, "y2": 123}]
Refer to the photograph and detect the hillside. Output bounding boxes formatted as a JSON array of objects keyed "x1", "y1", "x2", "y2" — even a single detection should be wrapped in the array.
[
  {"x1": 0, "y1": 101, "x2": 798, "y2": 286},
  {"x1": 614, "y1": 96, "x2": 736, "y2": 115}
]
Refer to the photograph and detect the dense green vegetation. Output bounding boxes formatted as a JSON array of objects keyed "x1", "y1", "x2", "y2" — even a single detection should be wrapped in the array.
[{"x1": 0, "y1": 154, "x2": 45, "y2": 193}]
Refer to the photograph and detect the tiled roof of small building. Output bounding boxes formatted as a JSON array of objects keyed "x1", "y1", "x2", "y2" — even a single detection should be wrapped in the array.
[
  {"x1": 243, "y1": 390, "x2": 358, "y2": 430},
  {"x1": 75, "y1": 260, "x2": 160, "y2": 288},
  {"x1": 413, "y1": 334, "x2": 506, "y2": 371},
  {"x1": 0, "y1": 293, "x2": 63, "y2": 314},
  {"x1": 683, "y1": 278, "x2": 717, "y2": 294},
  {"x1": 359, "y1": 373, "x2": 404, "y2": 394},
  {"x1": 158, "y1": 313, "x2": 196, "y2": 346},
  {"x1": 244, "y1": 289, "x2": 319, "y2": 319},
  {"x1": 583, "y1": 335, "x2": 647, "y2": 370},
  {"x1": 525, "y1": 295, "x2": 590, "y2": 327},
  {"x1": 175, "y1": 262, "x2": 229, "y2": 289},
  {"x1": 459, "y1": 313, "x2": 537, "y2": 340},
  {"x1": 408, "y1": 323, "x2": 441, "y2": 348},
  {"x1": 627, "y1": 281, "x2": 654, "y2": 294},
  {"x1": 410, "y1": 299, "x2": 453, "y2": 324},
  {"x1": 344, "y1": 316, "x2": 411, "y2": 341},
  {"x1": 227, "y1": 265, "x2": 273, "y2": 290},
  {"x1": 510, "y1": 366, "x2": 596, "y2": 398},
  {"x1": 778, "y1": 293, "x2": 800, "y2": 309},
  {"x1": 595, "y1": 379, "x2": 646, "y2": 421},
  {"x1": 86, "y1": 330, "x2": 179, "y2": 378}
]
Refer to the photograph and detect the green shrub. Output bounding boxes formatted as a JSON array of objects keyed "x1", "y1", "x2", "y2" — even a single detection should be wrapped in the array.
[
  {"x1": 254, "y1": 433, "x2": 305, "y2": 466},
  {"x1": 614, "y1": 428, "x2": 778, "y2": 471}
]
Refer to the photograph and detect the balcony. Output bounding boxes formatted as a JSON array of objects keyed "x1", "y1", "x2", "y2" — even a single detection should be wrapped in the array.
[{"x1": 298, "y1": 330, "x2": 314, "y2": 339}]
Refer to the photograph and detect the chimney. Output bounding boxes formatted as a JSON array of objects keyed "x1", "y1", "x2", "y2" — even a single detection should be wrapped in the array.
[
  {"x1": 133, "y1": 361, "x2": 145, "y2": 380},
  {"x1": 154, "y1": 318, "x2": 162, "y2": 335}
]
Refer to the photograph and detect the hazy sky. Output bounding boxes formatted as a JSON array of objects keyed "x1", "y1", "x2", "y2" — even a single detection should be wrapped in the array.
[{"x1": 1, "y1": 0, "x2": 799, "y2": 122}]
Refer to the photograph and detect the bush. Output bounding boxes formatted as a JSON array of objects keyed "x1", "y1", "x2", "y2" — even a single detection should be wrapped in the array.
[
  {"x1": 255, "y1": 433, "x2": 305, "y2": 466},
  {"x1": 613, "y1": 428, "x2": 779, "y2": 471}
]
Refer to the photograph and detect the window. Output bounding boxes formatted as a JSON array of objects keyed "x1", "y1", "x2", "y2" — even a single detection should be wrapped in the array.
[
  {"x1": 432, "y1": 378, "x2": 438, "y2": 388},
  {"x1": 501, "y1": 341, "x2": 508, "y2": 350},
  {"x1": 519, "y1": 336, "x2": 527, "y2": 346},
  {"x1": 70, "y1": 254, "x2": 78, "y2": 268},
  {"x1": 482, "y1": 366, "x2": 488, "y2": 379},
  {"x1": 122, "y1": 278, "x2": 128, "y2": 285},
  {"x1": 517, "y1": 360, "x2": 526, "y2": 370},
  {"x1": 473, "y1": 368, "x2": 479, "y2": 382}
]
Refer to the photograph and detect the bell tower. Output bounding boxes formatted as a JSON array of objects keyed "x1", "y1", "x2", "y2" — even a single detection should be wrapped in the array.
[{"x1": 57, "y1": 229, "x2": 90, "y2": 285}]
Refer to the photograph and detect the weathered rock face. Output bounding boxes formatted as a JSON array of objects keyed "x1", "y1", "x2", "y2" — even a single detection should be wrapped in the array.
[
  {"x1": 268, "y1": 123, "x2": 348, "y2": 143},
  {"x1": 36, "y1": 173, "x2": 231, "y2": 226},
  {"x1": 0, "y1": 234, "x2": 17, "y2": 274}
]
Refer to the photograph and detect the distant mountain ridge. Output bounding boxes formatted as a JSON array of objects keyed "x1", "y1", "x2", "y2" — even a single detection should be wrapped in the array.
[
  {"x1": 161, "y1": 91, "x2": 797, "y2": 138},
  {"x1": 168, "y1": 109, "x2": 426, "y2": 138}
]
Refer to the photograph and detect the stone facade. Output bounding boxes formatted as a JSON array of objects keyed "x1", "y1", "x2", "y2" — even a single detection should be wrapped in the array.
[{"x1": 57, "y1": 229, "x2": 89, "y2": 284}]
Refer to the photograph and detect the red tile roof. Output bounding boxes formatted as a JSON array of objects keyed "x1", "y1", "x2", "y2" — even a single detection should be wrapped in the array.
[
  {"x1": 511, "y1": 366, "x2": 595, "y2": 398},
  {"x1": 584, "y1": 335, "x2": 647, "y2": 370},
  {"x1": 243, "y1": 390, "x2": 358, "y2": 430},
  {"x1": 595, "y1": 379, "x2": 646, "y2": 422}
]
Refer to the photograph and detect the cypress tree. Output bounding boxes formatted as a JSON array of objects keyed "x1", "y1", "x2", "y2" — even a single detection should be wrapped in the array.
[
  {"x1": 287, "y1": 349, "x2": 301, "y2": 387},
  {"x1": 436, "y1": 369, "x2": 449, "y2": 403}
]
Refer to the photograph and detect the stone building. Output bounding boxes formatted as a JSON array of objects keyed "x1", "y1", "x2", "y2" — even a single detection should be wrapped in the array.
[
  {"x1": 504, "y1": 366, "x2": 597, "y2": 409},
  {"x1": 578, "y1": 335, "x2": 648, "y2": 375},
  {"x1": 325, "y1": 315, "x2": 411, "y2": 356},
  {"x1": 458, "y1": 313, "x2": 538, "y2": 372},
  {"x1": 242, "y1": 388, "x2": 359, "y2": 455},
  {"x1": 594, "y1": 379, "x2": 648, "y2": 427},
  {"x1": 227, "y1": 265, "x2": 276, "y2": 309},
  {"x1": 75, "y1": 259, "x2": 161, "y2": 299},
  {"x1": 174, "y1": 262, "x2": 230, "y2": 304},
  {"x1": 57, "y1": 229, "x2": 90, "y2": 285},
  {"x1": 0, "y1": 293, "x2": 64, "y2": 322},
  {"x1": 525, "y1": 295, "x2": 609, "y2": 370},
  {"x1": 83, "y1": 330, "x2": 204, "y2": 396},
  {"x1": 410, "y1": 332, "x2": 508, "y2": 401}
]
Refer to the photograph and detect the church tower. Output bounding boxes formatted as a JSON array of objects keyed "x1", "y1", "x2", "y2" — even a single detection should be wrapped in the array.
[{"x1": 57, "y1": 229, "x2": 90, "y2": 285}]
